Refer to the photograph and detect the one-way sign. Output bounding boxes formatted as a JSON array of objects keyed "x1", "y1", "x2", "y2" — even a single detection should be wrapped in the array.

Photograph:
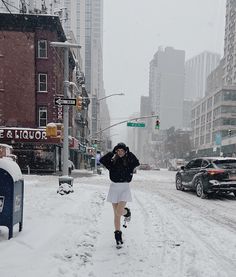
[{"x1": 55, "y1": 97, "x2": 76, "y2": 106}]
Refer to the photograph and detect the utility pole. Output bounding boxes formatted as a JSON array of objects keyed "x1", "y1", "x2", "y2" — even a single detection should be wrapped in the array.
[
  {"x1": 90, "y1": 93, "x2": 125, "y2": 174},
  {"x1": 91, "y1": 114, "x2": 159, "y2": 137},
  {"x1": 50, "y1": 41, "x2": 81, "y2": 186}
]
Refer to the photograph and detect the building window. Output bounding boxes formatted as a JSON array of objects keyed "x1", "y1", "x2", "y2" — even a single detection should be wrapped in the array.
[
  {"x1": 37, "y1": 40, "x2": 47, "y2": 58},
  {"x1": 205, "y1": 133, "x2": 211, "y2": 144},
  {"x1": 214, "y1": 91, "x2": 222, "y2": 105},
  {"x1": 196, "y1": 105, "x2": 200, "y2": 117},
  {"x1": 223, "y1": 90, "x2": 236, "y2": 101},
  {"x1": 38, "y1": 107, "x2": 47, "y2": 127},
  {"x1": 201, "y1": 101, "x2": 206, "y2": 113},
  {"x1": 207, "y1": 97, "x2": 212, "y2": 110},
  {"x1": 38, "y1": 73, "x2": 47, "y2": 92}
]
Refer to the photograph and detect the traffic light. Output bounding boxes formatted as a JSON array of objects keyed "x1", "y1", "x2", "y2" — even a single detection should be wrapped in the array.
[
  {"x1": 228, "y1": 129, "x2": 232, "y2": 136},
  {"x1": 46, "y1": 123, "x2": 57, "y2": 137},
  {"x1": 155, "y1": 119, "x2": 160, "y2": 129},
  {"x1": 77, "y1": 96, "x2": 83, "y2": 111}
]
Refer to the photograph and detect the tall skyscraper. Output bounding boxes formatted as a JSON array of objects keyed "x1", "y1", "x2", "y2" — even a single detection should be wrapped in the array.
[
  {"x1": 149, "y1": 46, "x2": 185, "y2": 130},
  {"x1": 185, "y1": 51, "x2": 221, "y2": 100},
  {"x1": 223, "y1": 0, "x2": 236, "y2": 85},
  {"x1": 137, "y1": 96, "x2": 150, "y2": 163}
]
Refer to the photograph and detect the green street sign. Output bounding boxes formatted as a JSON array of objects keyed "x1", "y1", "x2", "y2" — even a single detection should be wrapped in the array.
[{"x1": 127, "y1": 122, "x2": 145, "y2": 128}]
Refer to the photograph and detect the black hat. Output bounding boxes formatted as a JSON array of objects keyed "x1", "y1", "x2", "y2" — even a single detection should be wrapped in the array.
[{"x1": 112, "y1": 142, "x2": 127, "y2": 153}]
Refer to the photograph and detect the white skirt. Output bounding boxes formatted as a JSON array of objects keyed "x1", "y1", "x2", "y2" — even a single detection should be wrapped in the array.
[{"x1": 107, "y1": 182, "x2": 132, "y2": 203}]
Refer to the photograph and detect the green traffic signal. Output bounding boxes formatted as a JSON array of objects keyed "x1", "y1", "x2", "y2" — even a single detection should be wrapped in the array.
[{"x1": 155, "y1": 120, "x2": 160, "y2": 129}]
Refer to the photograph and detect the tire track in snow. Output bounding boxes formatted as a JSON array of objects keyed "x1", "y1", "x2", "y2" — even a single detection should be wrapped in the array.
[
  {"x1": 157, "y1": 187, "x2": 236, "y2": 234},
  {"x1": 133, "y1": 190, "x2": 187, "y2": 277},
  {"x1": 134, "y1": 187, "x2": 236, "y2": 276},
  {"x1": 85, "y1": 190, "x2": 163, "y2": 276}
]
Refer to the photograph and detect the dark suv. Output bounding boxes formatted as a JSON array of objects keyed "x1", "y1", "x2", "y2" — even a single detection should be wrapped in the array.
[{"x1": 176, "y1": 157, "x2": 236, "y2": 198}]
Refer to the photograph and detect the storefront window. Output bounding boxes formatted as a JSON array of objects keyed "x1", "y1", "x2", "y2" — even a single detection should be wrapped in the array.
[{"x1": 13, "y1": 144, "x2": 57, "y2": 173}]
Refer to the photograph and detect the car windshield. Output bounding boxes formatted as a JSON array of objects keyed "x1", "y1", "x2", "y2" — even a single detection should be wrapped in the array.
[{"x1": 213, "y1": 160, "x2": 236, "y2": 169}]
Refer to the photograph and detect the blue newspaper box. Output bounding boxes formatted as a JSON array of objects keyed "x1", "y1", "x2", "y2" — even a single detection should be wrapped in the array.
[{"x1": 0, "y1": 158, "x2": 24, "y2": 239}]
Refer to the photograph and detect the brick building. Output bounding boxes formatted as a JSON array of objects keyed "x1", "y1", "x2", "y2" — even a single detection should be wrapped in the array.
[{"x1": 0, "y1": 13, "x2": 76, "y2": 173}]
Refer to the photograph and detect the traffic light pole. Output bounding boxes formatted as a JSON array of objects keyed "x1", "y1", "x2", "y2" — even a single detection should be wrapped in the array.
[
  {"x1": 62, "y1": 47, "x2": 69, "y2": 177},
  {"x1": 89, "y1": 114, "x2": 159, "y2": 138},
  {"x1": 50, "y1": 41, "x2": 81, "y2": 185}
]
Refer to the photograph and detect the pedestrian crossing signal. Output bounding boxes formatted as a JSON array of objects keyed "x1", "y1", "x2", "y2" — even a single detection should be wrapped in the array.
[{"x1": 155, "y1": 119, "x2": 160, "y2": 129}]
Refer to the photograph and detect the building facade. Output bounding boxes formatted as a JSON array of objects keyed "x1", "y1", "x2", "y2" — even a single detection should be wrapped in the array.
[
  {"x1": 51, "y1": 0, "x2": 105, "y2": 139},
  {"x1": 190, "y1": 0, "x2": 236, "y2": 157},
  {"x1": 149, "y1": 46, "x2": 185, "y2": 130},
  {"x1": 0, "y1": 0, "x2": 108, "y2": 167},
  {"x1": 191, "y1": 86, "x2": 236, "y2": 156},
  {"x1": 223, "y1": 0, "x2": 236, "y2": 85},
  {"x1": 185, "y1": 51, "x2": 221, "y2": 100},
  {"x1": 0, "y1": 13, "x2": 77, "y2": 173},
  {"x1": 137, "y1": 96, "x2": 150, "y2": 163}
]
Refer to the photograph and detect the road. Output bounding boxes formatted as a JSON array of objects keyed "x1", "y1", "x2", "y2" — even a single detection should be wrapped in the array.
[
  {"x1": 83, "y1": 169, "x2": 236, "y2": 277},
  {"x1": 1, "y1": 169, "x2": 236, "y2": 277}
]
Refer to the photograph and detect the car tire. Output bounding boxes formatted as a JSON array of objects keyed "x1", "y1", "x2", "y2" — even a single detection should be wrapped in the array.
[
  {"x1": 195, "y1": 178, "x2": 207, "y2": 199},
  {"x1": 176, "y1": 175, "x2": 184, "y2": 191}
]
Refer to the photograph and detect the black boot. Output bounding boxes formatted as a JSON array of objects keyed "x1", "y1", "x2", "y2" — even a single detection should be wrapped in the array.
[
  {"x1": 114, "y1": 230, "x2": 123, "y2": 247},
  {"x1": 124, "y1": 207, "x2": 131, "y2": 218}
]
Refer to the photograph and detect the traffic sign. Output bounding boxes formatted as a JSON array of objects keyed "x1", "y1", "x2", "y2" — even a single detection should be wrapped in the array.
[
  {"x1": 55, "y1": 97, "x2": 76, "y2": 106},
  {"x1": 127, "y1": 122, "x2": 145, "y2": 128}
]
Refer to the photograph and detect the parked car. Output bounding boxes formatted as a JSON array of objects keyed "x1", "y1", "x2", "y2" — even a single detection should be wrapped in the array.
[
  {"x1": 149, "y1": 164, "x2": 160, "y2": 170},
  {"x1": 168, "y1": 158, "x2": 186, "y2": 171},
  {"x1": 175, "y1": 157, "x2": 236, "y2": 198},
  {"x1": 138, "y1": 164, "x2": 151, "y2": 170}
]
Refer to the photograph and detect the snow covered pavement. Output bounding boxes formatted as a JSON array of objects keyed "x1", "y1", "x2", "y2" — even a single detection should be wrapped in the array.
[{"x1": 0, "y1": 169, "x2": 236, "y2": 277}]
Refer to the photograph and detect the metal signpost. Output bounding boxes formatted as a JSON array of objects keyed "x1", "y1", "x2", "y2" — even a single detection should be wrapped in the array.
[{"x1": 50, "y1": 41, "x2": 81, "y2": 186}]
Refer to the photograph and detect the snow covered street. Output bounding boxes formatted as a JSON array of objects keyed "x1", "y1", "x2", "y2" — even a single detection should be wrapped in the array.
[{"x1": 1, "y1": 169, "x2": 236, "y2": 277}]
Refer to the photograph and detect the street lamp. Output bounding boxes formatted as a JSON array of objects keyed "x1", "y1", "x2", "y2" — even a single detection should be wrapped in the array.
[
  {"x1": 82, "y1": 93, "x2": 125, "y2": 101},
  {"x1": 92, "y1": 93, "x2": 125, "y2": 173},
  {"x1": 97, "y1": 93, "x2": 125, "y2": 101},
  {"x1": 50, "y1": 41, "x2": 81, "y2": 187}
]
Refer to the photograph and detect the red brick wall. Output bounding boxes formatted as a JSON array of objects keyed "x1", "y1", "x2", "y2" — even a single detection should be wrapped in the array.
[
  {"x1": 35, "y1": 30, "x2": 65, "y2": 124},
  {"x1": 0, "y1": 31, "x2": 36, "y2": 127},
  {"x1": 0, "y1": 29, "x2": 67, "y2": 128}
]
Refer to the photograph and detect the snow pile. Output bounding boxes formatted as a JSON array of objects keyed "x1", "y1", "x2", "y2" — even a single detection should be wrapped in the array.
[
  {"x1": 0, "y1": 157, "x2": 23, "y2": 181},
  {"x1": 57, "y1": 183, "x2": 74, "y2": 195}
]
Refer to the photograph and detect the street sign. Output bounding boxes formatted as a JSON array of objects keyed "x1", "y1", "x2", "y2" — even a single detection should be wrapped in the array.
[
  {"x1": 127, "y1": 122, "x2": 145, "y2": 128},
  {"x1": 55, "y1": 97, "x2": 76, "y2": 106},
  {"x1": 215, "y1": 133, "x2": 222, "y2": 146}
]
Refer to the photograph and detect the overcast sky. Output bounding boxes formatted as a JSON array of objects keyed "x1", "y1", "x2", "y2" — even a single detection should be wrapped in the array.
[{"x1": 103, "y1": 0, "x2": 226, "y2": 145}]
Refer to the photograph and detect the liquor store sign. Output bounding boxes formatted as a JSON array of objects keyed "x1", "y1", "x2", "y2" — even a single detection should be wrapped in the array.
[{"x1": 0, "y1": 128, "x2": 50, "y2": 143}]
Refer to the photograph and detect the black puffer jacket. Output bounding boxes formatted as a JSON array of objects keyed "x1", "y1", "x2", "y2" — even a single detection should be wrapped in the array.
[{"x1": 99, "y1": 150, "x2": 140, "y2": 183}]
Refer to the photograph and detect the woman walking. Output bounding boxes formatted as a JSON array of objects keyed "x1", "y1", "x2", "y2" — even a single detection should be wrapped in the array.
[{"x1": 99, "y1": 142, "x2": 140, "y2": 248}]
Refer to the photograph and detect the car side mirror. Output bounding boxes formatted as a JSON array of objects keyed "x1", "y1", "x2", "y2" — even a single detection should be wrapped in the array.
[{"x1": 180, "y1": 166, "x2": 185, "y2": 170}]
